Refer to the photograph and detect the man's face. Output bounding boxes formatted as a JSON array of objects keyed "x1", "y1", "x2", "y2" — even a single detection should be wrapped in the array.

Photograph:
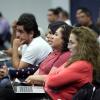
[
  {"x1": 76, "y1": 11, "x2": 90, "y2": 25},
  {"x1": 16, "y1": 25, "x2": 32, "y2": 44},
  {"x1": 47, "y1": 11, "x2": 57, "y2": 23},
  {"x1": 68, "y1": 33, "x2": 78, "y2": 56}
]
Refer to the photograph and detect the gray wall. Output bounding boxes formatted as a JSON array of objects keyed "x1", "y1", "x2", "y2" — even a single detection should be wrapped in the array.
[
  {"x1": 0, "y1": 0, "x2": 70, "y2": 31},
  {"x1": 52, "y1": 0, "x2": 70, "y2": 13}
]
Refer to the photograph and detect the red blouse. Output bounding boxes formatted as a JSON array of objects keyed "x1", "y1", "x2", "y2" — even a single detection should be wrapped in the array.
[
  {"x1": 44, "y1": 60, "x2": 93, "y2": 100},
  {"x1": 39, "y1": 51, "x2": 70, "y2": 74}
]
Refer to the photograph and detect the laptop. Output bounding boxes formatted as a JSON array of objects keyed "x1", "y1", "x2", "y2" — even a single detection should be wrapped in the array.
[
  {"x1": 13, "y1": 85, "x2": 45, "y2": 93},
  {"x1": 9, "y1": 77, "x2": 45, "y2": 94}
]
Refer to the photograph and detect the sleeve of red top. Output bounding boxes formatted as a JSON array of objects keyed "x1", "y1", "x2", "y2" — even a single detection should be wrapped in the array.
[{"x1": 45, "y1": 61, "x2": 91, "y2": 88}]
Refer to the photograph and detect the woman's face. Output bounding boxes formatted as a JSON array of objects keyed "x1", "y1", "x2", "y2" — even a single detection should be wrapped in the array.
[
  {"x1": 46, "y1": 29, "x2": 54, "y2": 45},
  {"x1": 68, "y1": 33, "x2": 78, "y2": 55},
  {"x1": 51, "y1": 27, "x2": 63, "y2": 50}
]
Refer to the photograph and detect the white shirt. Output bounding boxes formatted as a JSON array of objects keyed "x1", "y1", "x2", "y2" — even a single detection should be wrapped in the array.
[
  {"x1": 65, "y1": 19, "x2": 72, "y2": 26},
  {"x1": 21, "y1": 36, "x2": 52, "y2": 65},
  {"x1": 18, "y1": 44, "x2": 28, "y2": 55}
]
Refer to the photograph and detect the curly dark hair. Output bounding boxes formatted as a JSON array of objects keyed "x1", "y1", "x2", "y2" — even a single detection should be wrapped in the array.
[
  {"x1": 60, "y1": 24, "x2": 73, "y2": 52},
  {"x1": 17, "y1": 13, "x2": 40, "y2": 38},
  {"x1": 48, "y1": 21, "x2": 68, "y2": 34}
]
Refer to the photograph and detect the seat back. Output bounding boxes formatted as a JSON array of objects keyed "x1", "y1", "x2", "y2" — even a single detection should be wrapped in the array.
[{"x1": 73, "y1": 83, "x2": 95, "y2": 100}]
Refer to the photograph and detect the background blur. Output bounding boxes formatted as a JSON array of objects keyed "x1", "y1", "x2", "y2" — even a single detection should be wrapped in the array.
[
  {"x1": 0, "y1": 0, "x2": 100, "y2": 31},
  {"x1": 0, "y1": 0, "x2": 70, "y2": 31}
]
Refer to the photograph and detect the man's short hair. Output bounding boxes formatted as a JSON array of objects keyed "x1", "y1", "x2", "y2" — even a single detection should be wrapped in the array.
[
  {"x1": 48, "y1": 8, "x2": 59, "y2": 16},
  {"x1": 17, "y1": 13, "x2": 40, "y2": 38},
  {"x1": 48, "y1": 21, "x2": 68, "y2": 34},
  {"x1": 55, "y1": 7, "x2": 63, "y2": 14},
  {"x1": 77, "y1": 7, "x2": 92, "y2": 17},
  {"x1": 61, "y1": 10, "x2": 69, "y2": 18}
]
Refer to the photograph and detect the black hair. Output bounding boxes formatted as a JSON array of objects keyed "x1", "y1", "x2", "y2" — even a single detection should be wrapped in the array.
[
  {"x1": 55, "y1": 7, "x2": 63, "y2": 14},
  {"x1": 60, "y1": 24, "x2": 73, "y2": 52},
  {"x1": 48, "y1": 8, "x2": 59, "y2": 16},
  {"x1": 77, "y1": 7, "x2": 92, "y2": 17},
  {"x1": 48, "y1": 21, "x2": 67, "y2": 34},
  {"x1": 60, "y1": 10, "x2": 69, "y2": 18},
  {"x1": 17, "y1": 13, "x2": 40, "y2": 38}
]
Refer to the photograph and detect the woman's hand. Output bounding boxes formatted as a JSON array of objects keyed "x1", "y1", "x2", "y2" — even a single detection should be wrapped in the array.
[
  {"x1": 25, "y1": 75, "x2": 36, "y2": 85},
  {"x1": 25, "y1": 75, "x2": 45, "y2": 85}
]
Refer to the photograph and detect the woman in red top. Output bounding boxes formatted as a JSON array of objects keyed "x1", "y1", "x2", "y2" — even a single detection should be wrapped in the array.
[
  {"x1": 26, "y1": 26, "x2": 100, "y2": 100},
  {"x1": 36, "y1": 21, "x2": 72, "y2": 75}
]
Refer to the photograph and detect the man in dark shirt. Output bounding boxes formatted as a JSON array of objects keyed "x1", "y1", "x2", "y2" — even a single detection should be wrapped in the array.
[{"x1": 75, "y1": 7, "x2": 100, "y2": 36}]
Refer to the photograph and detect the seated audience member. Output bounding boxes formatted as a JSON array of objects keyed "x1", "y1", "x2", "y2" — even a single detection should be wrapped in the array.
[
  {"x1": 25, "y1": 26, "x2": 100, "y2": 100},
  {"x1": 5, "y1": 20, "x2": 45, "y2": 56},
  {"x1": 59, "y1": 10, "x2": 72, "y2": 26},
  {"x1": 5, "y1": 20, "x2": 27, "y2": 57},
  {"x1": 47, "y1": 8, "x2": 59, "y2": 24},
  {"x1": 46, "y1": 21, "x2": 69, "y2": 45},
  {"x1": 38, "y1": 24, "x2": 72, "y2": 75},
  {"x1": 0, "y1": 22, "x2": 72, "y2": 80},
  {"x1": 11, "y1": 13, "x2": 52, "y2": 69},
  {"x1": 0, "y1": 13, "x2": 52, "y2": 87},
  {"x1": 75, "y1": 7, "x2": 100, "y2": 36}
]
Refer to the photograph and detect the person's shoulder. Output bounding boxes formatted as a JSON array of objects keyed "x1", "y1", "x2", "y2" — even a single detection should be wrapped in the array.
[
  {"x1": 69, "y1": 60, "x2": 92, "y2": 71},
  {"x1": 32, "y1": 36, "x2": 42, "y2": 42},
  {"x1": 72, "y1": 60, "x2": 92, "y2": 66},
  {"x1": 64, "y1": 60, "x2": 92, "y2": 74},
  {"x1": 31, "y1": 36, "x2": 48, "y2": 45},
  {"x1": 34, "y1": 37, "x2": 52, "y2": 49},
  {"x1": 28, "y1": 36, "x2": 52, "y2": 51},
  {"x1": 29, "y1": 36, "x2": 44, "y2": 46}
]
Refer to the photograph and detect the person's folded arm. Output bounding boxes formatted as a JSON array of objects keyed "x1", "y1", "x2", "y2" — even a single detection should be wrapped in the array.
[
  {"x1": 45, "y1": 61, "x2": 89, "y2": 88},
  {"x1": 45, "y1": 68, "x2": 80, "y2": 88},
  {"x1": 49, "y1": 63, "x2": 67, "y2": 74}
]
